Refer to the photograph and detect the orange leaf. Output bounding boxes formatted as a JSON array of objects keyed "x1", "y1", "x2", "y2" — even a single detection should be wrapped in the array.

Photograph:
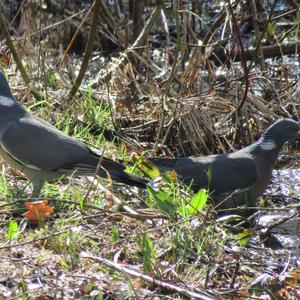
[
  {"x1": 162, "y1": 170, "x2": 178, "y2": 183},
  {"x1": 0, "y1": 52, "x2": 10, "y2": 66},
  {"x1": 23, "y1": 200, "x2": 54, "y2": 221}
]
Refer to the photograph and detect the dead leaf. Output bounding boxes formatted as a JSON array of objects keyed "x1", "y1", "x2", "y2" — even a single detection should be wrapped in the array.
[{"x1": 105, "y1": 215, "x2": 123, "y2": 222}]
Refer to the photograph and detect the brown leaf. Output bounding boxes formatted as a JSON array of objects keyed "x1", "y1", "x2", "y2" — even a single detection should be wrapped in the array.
[{"x1": 105, "y1": 215, "x2": 123, "y2": 222}]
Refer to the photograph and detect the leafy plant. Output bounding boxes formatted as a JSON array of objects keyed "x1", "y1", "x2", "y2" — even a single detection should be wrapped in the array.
[
  {"x1": 46, "y1": 71, "x2": 59, "y2": 88},
  {"x1": 234, "y1": 228, "x2": 252, "y2": 246},
  {"x1": 111, "y1": 225, "x2": 120, "y2": 243},
  {"x1": 6, "y1": 220, "x2": 19, "y2": 240},
  {"x1": 185, "y1": 188, "x2": 208, "y2": 215},
  {"x1": 147, "y1": 185, "x2": 179, "y2": 217},
  {"x1": 132, "y1": 154, "x2": 161, "y2": 179},
  {"x1": 139, "y1": 233, "x2": 155, "y2": 273}
]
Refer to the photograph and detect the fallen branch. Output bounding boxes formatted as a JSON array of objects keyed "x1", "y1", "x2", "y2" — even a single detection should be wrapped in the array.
[{"x1": 208, "y1": 41, "x2": 300, "y2": 64}]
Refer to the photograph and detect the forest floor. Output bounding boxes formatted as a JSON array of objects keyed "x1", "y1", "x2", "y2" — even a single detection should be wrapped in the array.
[{"x1": 0, "y1": 59, "x2": 299, "y2": 299}]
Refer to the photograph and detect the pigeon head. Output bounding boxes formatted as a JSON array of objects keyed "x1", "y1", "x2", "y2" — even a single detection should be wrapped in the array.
[
  {"x1": 260, "y1": 118, "x2": 300, "y2": 149},
  {"x1": 0, "y1": 70, "x2": 24, "y2": 117}
]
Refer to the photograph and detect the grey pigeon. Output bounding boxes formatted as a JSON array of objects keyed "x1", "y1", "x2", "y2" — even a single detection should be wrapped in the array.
[
  {"x1": 0, "y1": 70, "x2": 148, "y2": 196},
  {"x1": 149, "y1": 119, "x2": 300, "y2": 210}
]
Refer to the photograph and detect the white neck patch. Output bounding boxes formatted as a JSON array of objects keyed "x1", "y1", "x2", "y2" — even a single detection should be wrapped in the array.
[
  {"x1": 0, "y1": 96, "x2": 15, "y2": 107},
  {"x1": 260, "y1": 140, "x2": 277, "y2": 150}
]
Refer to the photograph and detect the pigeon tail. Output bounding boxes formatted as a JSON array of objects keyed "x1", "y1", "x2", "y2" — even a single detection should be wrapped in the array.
[
  {"x1": 109, "y1": 171, "x2": 149, "y2": 189},
  {"x1": 94, "y1": 155, "x2": 149, "y2": 189}
]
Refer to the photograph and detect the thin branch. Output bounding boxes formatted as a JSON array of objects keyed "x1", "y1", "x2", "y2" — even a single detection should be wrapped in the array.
[
  {"x1": 0, "y1": 11, "x2": 42, "y2": 101},
  {"x1": 60, "y1": 3, "x2": 94, "y2": 69},
  {"x1": 67, "y1": 0, "x2": 101, "y2": 100},
  {"x1": 0, "y1": 229, "x2": 70, "y2": 250}
]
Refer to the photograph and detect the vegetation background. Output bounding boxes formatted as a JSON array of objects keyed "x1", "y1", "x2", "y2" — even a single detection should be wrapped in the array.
[{"x1": 0, "y1": 0, "x2": 299, "y2": 298}]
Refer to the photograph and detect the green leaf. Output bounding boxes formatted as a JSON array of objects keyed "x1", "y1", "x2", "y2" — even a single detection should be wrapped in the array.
[
  {"x1": 266, "y1": 22, "x2": 276, "y2": 36},
  {"x1": 139, "y1": 233, "x2": 154, "y2": 273},
  {"x1": 46, "y1": 71, "x2": 59, "y2": 88},
  {"x1": 186, "y1": 188, "x2": 208, "y2": 215},
  {"x1": 234, "y1": 228, "x2": 252, "y2": 247},
  {"x1": 162, "y1": 170, "x2": 178, "y2": 184},
  {"x1": 133, "y1": 155, "x2": 160, "y2": 179},
  {"x1": 6, "y1": 220, "x2": 19, "y2": 240},
  {"x1": 77, "y1": 194, "x2": 84, "y2": 211},
  {"x1": 111, "y1": 226, "x2": 119, "y2": 243},
  {"x1": 147, "y1": 186, "x2": 178, "y2": 216}
]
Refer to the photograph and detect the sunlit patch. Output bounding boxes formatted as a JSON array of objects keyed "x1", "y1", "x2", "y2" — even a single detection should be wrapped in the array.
[{"x1": 0, "y1": 96, "x2": 15, "y2": 107}]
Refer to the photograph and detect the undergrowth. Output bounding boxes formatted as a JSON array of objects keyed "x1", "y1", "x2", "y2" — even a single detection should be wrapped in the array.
[{"x1": 0, "y1": 69, "x2": 298, "y2": 298}]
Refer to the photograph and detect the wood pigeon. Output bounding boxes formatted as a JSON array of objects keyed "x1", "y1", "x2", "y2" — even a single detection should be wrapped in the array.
[
  {"x1": 0, "y1": 70, "x2": 148, "y2": 196},
  {"x1": 149, "y1": 119, "x2": 300, "y2": 210}
]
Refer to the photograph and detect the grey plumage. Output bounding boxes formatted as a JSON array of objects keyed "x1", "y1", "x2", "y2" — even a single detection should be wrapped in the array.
[
  {"x1": 0, "y1": 70, "x2": 148, "y2": 196},
  {"x1": 149, "y1": 119, "x2": 300, "y2": 209}
]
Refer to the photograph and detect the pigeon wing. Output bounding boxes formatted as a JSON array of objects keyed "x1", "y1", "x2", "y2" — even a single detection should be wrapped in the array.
[
  {"x1": 149, "y1": 154, "x2": 258, "y2": 193},
  {"x1": 1, "y1": 115, "x2": 93, "y2": 172}
]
